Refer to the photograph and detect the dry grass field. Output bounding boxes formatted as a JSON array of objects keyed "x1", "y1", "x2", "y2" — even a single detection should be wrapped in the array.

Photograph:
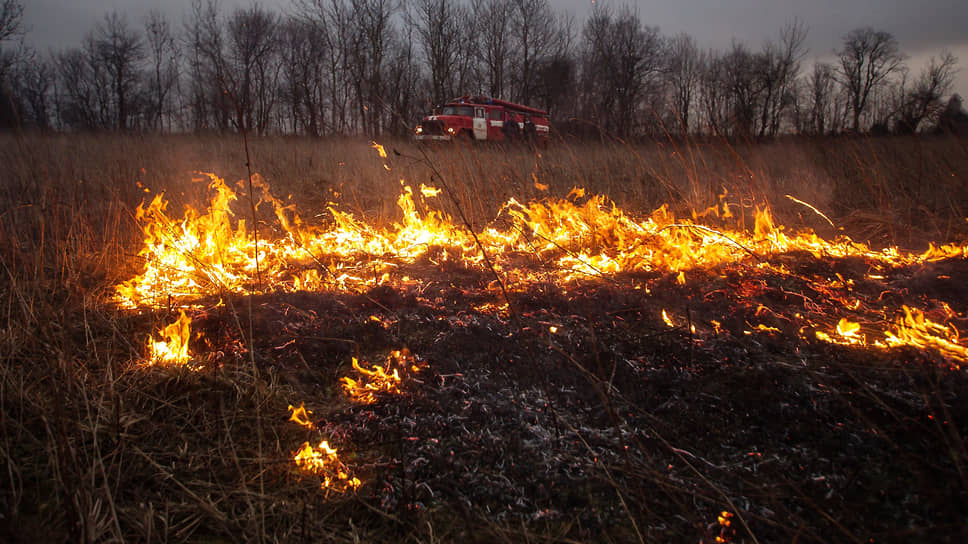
[{"x1": 1, "y1": 132, "x2": 967, "y2": 542}]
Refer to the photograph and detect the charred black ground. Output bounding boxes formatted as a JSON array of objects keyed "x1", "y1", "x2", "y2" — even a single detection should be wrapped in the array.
[{"x1": 178, "y1": 252, "x2": 968, "y2": 542}]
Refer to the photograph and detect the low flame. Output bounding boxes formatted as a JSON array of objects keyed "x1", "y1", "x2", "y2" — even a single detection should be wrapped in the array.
[
  {"x1": 341, "y1": 351, "x2": 418, "y2": 404},
  {"x1": 147, "y1": 310, "x2": 192, "y2": 366},
  {"x1": 293, "y1": 440, "x2": 361, "y2": 490},
  {"x1": 116, "y1": 162, "x2": 968, "y2": 501},
  {"x1": 836, "y1": 318, "x2": 861, "y2": 338},
  {"x1": 420, "y1": 184, "x2": 441, "y2": 198},
  {"x1": 115, "y1": 173, "x2": 968, "y2": 312},
  {"x1": 288, "y1": 402, "x2": 314, "y2": 429},
  {"x1": 881, "y1": 306, "x2": 967, "y2": 366},
  {"x1": 117, "y1": 173, "x2": 968, "y2": 369},
  {"x1": 815, "y1": 307, "x2": 966, "y2": 367}
]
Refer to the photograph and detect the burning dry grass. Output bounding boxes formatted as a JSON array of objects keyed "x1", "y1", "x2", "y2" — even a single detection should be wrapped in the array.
[{"x1": 1, "y1": 132, "x2": 968, "y2": 542}]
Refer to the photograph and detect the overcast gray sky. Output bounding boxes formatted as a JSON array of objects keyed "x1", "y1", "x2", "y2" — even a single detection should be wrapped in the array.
[{"x1": 20, "y1": 0, "x2": 968, "y2": 97}]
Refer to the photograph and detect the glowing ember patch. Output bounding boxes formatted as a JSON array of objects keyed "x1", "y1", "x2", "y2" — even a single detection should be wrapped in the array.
[
  {"x1": 288, "y1": 403, "x2": 314, "y2": 429},
  {"x1": 293, "y1": 440, "x2": 361, "y2": 490},
  {"x1": 148, "y1": 310, "x2": 192, "y2": 366}
]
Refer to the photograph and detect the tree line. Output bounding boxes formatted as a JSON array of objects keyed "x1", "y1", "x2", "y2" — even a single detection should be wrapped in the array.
[{"x1": 0, "y1": 0, "x2": 964, "y2": 138}]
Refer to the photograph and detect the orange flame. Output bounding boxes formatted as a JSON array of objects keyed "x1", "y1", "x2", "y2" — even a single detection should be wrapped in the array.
[
  {"x1": 881, "y1": 306, "x2": 967, "y2": 366},
  {"x1": 370, "y1": 141, "x2": 387, "y2": 159},
  {"x1": 662, "y1": 309, "x2": 675, "y2": 328},
  {"x1": 815, "y1": 308, "x2": 967, "y2": 365},
  {"x1": 147, "y1": 310, "x2": 192, "y2": 366},
  {"x1": 293, "y1": 440, "x2": 361, "y2": 490},
  {"x1": 116, "y1": 172, "x2": 968, "y2": 370},
  {"x1": 341, "y1": 356, "x2": 403, "y2": 404},
  {"x1": 288, "y1": 402, "x2": 314, "y2": 429},
  {"x1": 116, "y1": 173, "x2": 968, "y2": 311},
  {"x1": 836, "y1": 318, "x2": 861, "y2": 338}
]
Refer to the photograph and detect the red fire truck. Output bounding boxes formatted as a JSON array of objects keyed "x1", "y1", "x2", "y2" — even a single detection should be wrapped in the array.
[{"x1": 414, "y1": 95, "x2": 550, "y2": 143}]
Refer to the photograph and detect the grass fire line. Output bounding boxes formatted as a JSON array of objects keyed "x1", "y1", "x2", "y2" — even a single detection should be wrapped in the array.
[
  {"x1": 124, "y1": 144, "x2": 968, "y2": 503},
  {"x1": 123, "y1": 163, "x2": 968, "y2": 369}
]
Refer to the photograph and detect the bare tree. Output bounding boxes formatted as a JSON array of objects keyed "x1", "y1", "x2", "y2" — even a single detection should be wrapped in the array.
[
  {"x1": 664, "y1": 32, "x2": 701, "y2": 135},
  {"x1": 580, "y1": 5, "x2": 662, "y2": 137},
  {"x1": 0, "y1": 0, "x2": 22, "y2": 42},
  {"x1": 384, "y1": 22, "x2": 421, "y2": 135},
  {"x1": 225, "y1": 4, "x2": 279, "y2": 134},
  {"x1": 757, "y1": 19, "x2": 807, "y2": 136},
  {"x1": 719, "y1": 42, "x2": 763, "y2": 138},
  {"x1": 938, "y1": 93, "x2": 968, "y2": 134},
  {"x1": 92, "y1": 12, "x2": 145, "y2": 130},
  {"x1": 698, "y1": 49, "x2": 729, "y2": 136},
  {"x1": 9, "y1": 51, "x2": 55, "y2": 128},
  {"x1": 533, "y1": 52, "x2": 575, "y2": 119},
  {"x1": 806, "y1": 61, "x2": 838, "y2": 135},
  {"x1": 184, "y1": 0, "x2": 213, "y2": 130},
  {"x1": 55, "y1": 43, "x2": 111, "y2": 129},
  {"x1": 837, "y1": 27, "x2": 905, "y2": 132},
  {"x1": 409, "y1": 0, "x2": 462, "y2": 105},
  {"x1": 474, "y1": 0, "x2": 513, "y2": 99},
  {"x1": 294, "y1": 0, "x2": 356, "y2": 134},
  {"x1": 279, "y1": 16, "x2": 326, "y2": 135},
  {"x1": 348, "y1": 0, "x2": 396, "y2": 136},
  {"x1": 144, "y1": 10, "x2": 178, "y2": 131},
  {"x1": 895, "y1": 51, "x2": 958, "y2": 133},
  {"x1": 0, "y1": 0, "x2": 22, "y2": 81},
  {"x1": 509, "y1": 0, "x2": 560, "y2": 104},
  {"x1": 183, "y1": 2, "x2": 280, "y2": 134},
  {"x1": 184, "y1": 0, "x2": 234, "y2": 131},
  {"x1": 0, "y1": 0, "x2": 23, "y2": 126}
]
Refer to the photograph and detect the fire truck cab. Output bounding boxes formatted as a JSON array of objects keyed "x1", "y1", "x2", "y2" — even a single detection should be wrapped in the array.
[{"x1": 414, "y1": 95, "x2": 550, "y2": 143}]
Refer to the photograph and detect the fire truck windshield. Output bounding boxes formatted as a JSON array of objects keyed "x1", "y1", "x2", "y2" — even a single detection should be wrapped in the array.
[{"x1": 441, "y1": 105, "x2": 474, "y2": 117}]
